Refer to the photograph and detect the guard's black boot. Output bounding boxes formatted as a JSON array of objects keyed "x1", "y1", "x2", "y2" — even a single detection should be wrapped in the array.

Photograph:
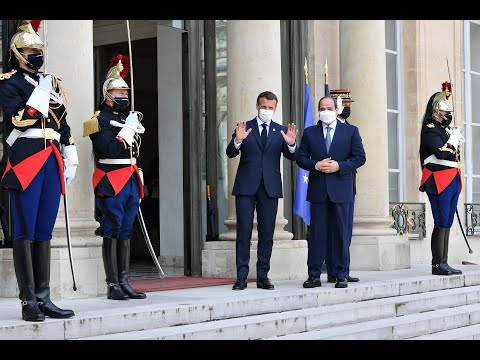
[
  {"x1": 32, "y1": 241, "x2": 75, "y2": 318},
  {"x1": 12, "y1": 239, "x2": 45, "y2": 321},
  {"x1": 117, "y1": 239, "x2": 146, "y2": 299},
  {"x1": 102, "y1": 237, "x2": 128, "y2": 300},
  {"x1": 431, "y1": 228, "x2": 452, "y2": 276},
  {"x1": 442, "y1": 228, "x2": 462, "y2": 275}
]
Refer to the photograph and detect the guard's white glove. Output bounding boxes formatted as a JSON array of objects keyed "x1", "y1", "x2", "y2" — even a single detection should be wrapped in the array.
[
  {"x1": 62, "y1": 145, "x2": 79, "y2": 186},
  {"x1": 26, "y1": 74, "x2": 52, "y2": 118},
  {"x1": 125, "y1": 111, "x2": 141, "y2": 129},
  {"x1": 117, "y1": 111, "x2": 142, "y2": 146},
  {"x1": 117, "y1": 127, "x2": 136, "y2": 146},
  {"x1": 446, "y1": 127, "x2": 465, "y2": 149}
]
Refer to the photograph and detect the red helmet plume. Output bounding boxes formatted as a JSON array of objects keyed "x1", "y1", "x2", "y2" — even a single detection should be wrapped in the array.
[
  {"x1": 110, "y1": 54, "x2": 130, "y2": 80},
  {"x1": 30, "y1": 20, "x2": 42, "y2": 33},
  {"x1": 441, "y1": 81, "x2": 452, "y2": 99}
]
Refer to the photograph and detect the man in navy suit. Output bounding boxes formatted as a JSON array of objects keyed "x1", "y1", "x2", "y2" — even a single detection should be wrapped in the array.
[
  {"x1": 325, "y1": 89, "x2": 360, "y2": 284},
  {"x1": 226, "y1": 91, "x2": 297, "y2": 290},
  {"x1": 297, "y1": 96, "x2": 365, "y2": 289}
]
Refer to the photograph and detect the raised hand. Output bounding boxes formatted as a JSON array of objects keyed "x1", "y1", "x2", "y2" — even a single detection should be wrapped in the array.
[
  {"x1": 235, "y1": 121, "x2": 252, "y2": 144},
  {"x1": 280, "y1": 123, "x2": 298, "y2": 146}
]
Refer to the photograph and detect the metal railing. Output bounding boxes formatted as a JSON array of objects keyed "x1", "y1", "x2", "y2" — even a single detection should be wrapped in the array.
[
  {"x1": 389, "y1": 202, "x2": 426, "y2": 239},
  {"x1": 465, "y1": 203, "x2": 480, "y2": 236}
]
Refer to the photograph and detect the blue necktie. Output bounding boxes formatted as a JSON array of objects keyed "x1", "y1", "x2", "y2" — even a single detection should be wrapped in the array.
[
  {"x1": 261, "y1": 123, "x2": 267, "y2": 149},
  {"x1": 325, "y1": 126, "x2": 332, "y2": 153}
]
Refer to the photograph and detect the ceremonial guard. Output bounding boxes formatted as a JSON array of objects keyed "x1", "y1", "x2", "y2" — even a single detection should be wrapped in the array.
[
  {"x1": 419, "y1": 82, "x2": 464, "y2": 276},
  {"x1": 83, "y1": 55, "x2": 147, "y2": 300},
  {"x1": 0, "y1": 20, "x2": 77, "y2": 321}
]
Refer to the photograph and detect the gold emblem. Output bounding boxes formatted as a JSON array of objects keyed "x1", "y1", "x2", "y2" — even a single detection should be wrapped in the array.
[{"x1": 427, "y1": 123, "x2": 435, "y2": 128}]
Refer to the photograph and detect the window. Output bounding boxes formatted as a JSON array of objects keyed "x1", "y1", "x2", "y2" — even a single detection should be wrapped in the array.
[
  {"x1": 464, "y1": 20, "x2": 480, "y2": 204},
  {"x1": 385, "y1": 20, "x2": 405, "y2": 202}
]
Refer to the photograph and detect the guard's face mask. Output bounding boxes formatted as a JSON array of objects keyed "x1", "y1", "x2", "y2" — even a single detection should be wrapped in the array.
[
  {"x1": 21, "y1": 52, "x2": 44, "y2": 71},
  {"x1": 441, "y1": 112, "x2": 453, "y2": 127},
  {"x1": 113, "y1": 97, "x2": 130, "y2": 112}
]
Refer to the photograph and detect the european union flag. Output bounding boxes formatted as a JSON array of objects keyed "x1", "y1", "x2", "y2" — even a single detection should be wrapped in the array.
[{"x1": 293, "y1": 82, "x2": 315, "y2": 225}]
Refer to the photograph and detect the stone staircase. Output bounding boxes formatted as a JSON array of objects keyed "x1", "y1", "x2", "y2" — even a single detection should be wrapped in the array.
[
  {"x1": 0, "y1": 267, "x2": 480, "y2": 340},
  {"x1": 1, "y1": 267, "x2": 480, "y2": 340}
]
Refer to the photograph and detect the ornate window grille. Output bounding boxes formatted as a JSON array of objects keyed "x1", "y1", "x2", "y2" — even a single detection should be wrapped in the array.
[
  {"x1": 389, "y1": 202, "x2": 426, "y2": 239},
  {"x1": 465, "y1": 203, "x2": 480, "y2": 236}
]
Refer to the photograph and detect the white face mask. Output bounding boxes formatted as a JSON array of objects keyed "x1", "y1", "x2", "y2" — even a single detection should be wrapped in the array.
[
  {"x1": 319, "y1": 110, "x2": 337, "y2": 125},
  {"x1": 258, "y1": 109, "x2": 274, "y2": 123}
]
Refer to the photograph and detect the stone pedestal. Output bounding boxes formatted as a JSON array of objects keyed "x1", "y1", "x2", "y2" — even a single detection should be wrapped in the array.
[{"x1": 202, "y1": 240, "x2": 308, "y2": 280}]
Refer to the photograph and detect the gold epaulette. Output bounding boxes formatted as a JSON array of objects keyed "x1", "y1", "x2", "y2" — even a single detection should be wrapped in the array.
[
  {"x1": 83, "y1": 111, "x2": 101, "y2": 137},
  {"x1": 426, "y1": 123, "x2": 435, "y2": 128},
  {"x1": 0, "y1": 69, "x2": 17, "y2": 81}
]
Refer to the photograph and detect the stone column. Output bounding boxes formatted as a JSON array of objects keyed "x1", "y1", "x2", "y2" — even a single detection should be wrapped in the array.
[
  {"x1": 340, "y1": 20, "x2": 410, "y2": 270},
  {"x1": 202, "y1": 20, "x2": 308, "y2": 280}
]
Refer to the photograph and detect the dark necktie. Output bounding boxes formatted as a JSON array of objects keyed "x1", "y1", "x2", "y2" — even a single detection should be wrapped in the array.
[
  {"x1": 325, "y1": 126, "x2": 332, "y2": 153},
  {"x1": 261, "y1": 123, "x2": 268, "y2": 149}
]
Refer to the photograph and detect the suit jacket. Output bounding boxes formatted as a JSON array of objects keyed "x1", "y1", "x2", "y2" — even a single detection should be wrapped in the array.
[
  {"x1": 296, "y1": 121, "x2": 366, "y2": 203},
  {"x1": 226, "y1": 118, "x2": 296, "y2": 198}
]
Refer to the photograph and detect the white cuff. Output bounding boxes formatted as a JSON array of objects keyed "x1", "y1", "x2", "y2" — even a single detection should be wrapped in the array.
[
  {"x1": 288, "y1": 143, "x2": 296, "y2": 153},
  {"x1": 234, "y1": 139, "x2": 242, "y2": 150}
]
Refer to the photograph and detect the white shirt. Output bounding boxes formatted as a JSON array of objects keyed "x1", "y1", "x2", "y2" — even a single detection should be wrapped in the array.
[{"x1": 234, "y1": 117, "x2": 296, "y2": 153}]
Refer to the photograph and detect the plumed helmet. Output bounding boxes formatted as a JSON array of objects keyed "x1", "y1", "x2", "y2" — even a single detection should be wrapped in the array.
[
  {"x1": 102, "y1": 54, "x2": 130, "y2": 103},
  {"x1": 10, "y1": 20, "x2": 44, "y2": 67},
  {"x1": 432, "y1": 81, "x2": 453, "y2": 114}
]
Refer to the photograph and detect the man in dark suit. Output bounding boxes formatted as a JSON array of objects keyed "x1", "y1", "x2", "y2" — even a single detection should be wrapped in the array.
[
  {"x1": 325, "y1": 89, "x2": 360, "y2": 284},
  {"x1": 297, "y1": 96, "x2": 365, "y2": 289},
  {"x1": 226, "y1": 91, "x2": 297, "y2": 290}
]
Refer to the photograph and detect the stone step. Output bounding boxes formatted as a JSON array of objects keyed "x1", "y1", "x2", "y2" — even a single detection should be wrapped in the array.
[
  {"x1": 1, "y1": 270, "x2": 479, "y2": 340},
  {"x1": 268, "y1": 303, "x2": 480, "y2": 340},
  {"x1": 409, "y1": 324, "x2": 480, "y2": 340},
  {"x1": 78, "y1": 286, "x2": 480, "y2": 340}
]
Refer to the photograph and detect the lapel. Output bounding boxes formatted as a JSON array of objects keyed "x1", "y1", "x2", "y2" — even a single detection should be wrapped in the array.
[
  {"x1": 329, "y1": 120, "x2": 344, "y2": 154},
  {"x1": 314, "y1": 123, "x2": 328, "y2": 154},
  {"x1": 264, "y1": 121, "x2": 277, "y2": 152},
  {"x1": 249, "y1": 118, "x2": 262, "y2": 149}
]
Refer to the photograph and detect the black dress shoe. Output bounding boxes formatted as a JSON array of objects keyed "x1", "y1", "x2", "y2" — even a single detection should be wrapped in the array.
[
  {"x1": 303, "y1": 276, "x2": 321, "y2": 288},
  {"x1": 328, "y1": 275, "x2": 360, "y2": 283},
  {"x1": 335, "y1": 279, "x2": 348, "y2": 288},
  {"x1": 256, "y1": 278, "x2": 274, "y2": 290},
  {"x1": 232, "y1": 278, "x2": 247, "y2": 290}
]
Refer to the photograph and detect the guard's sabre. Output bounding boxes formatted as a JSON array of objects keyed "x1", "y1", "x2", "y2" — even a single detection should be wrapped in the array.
[
  {"x1": 42, "y1": 20, "x2": 77, "y2": 290},
  {"x1": 138, "y1": 209, "x2": 165, "y2": 278},
  {"x1": 446, "y1": 57, "x2": 472, "y2": 254},
  {"x1": 125, "y1": 19, "x2": 165, "y2": 277},
  {"x1": 64, "y1": 188, "x2": 78, "y2": 290}
]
